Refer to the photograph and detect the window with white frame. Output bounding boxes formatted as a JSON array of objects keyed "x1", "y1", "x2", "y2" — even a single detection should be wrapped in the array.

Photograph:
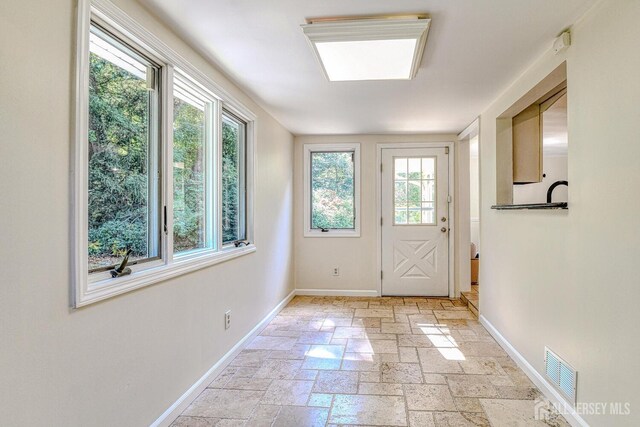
[
  {"x1": 74, "y1": 0, "x2": 254, "y2": 307},
  {"x1": 303, "y1": 144, "x2": 360, "y2": 237}
]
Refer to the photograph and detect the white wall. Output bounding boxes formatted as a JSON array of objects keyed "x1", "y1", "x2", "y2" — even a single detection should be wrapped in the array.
[
  {"x1": 479, "y1": 0, "x2": 640, "y2": 425},
  {"x1": 0, "y1": 0, "x2": 294, "y2": 425},
  {"x1": 469, "y1": 136, "x2": 480, "y2": 251},
  {"x1": 293, "y1": 134, "x2": 461, "y2": 295}
]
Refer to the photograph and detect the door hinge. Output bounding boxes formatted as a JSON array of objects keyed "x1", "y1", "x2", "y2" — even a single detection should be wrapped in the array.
[
  {"x1": 380, "y1": 163, "x2": 383, "y2": 172},
  {"x1": 381, "y1": 271, "x2": 383, "y2": 280},
  {"x1": 445, "y1": 146, "x2": 450, "y2": 155},
  {"x1": 380, "y1": 217, "x2": 383, "y2": 226},
  {"x1": 447, "y1": 195, "x2": 452, "y2": 203}
]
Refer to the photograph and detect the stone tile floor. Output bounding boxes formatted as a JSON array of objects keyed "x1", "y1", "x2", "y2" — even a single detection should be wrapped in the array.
[{"x1": 172, "y1": 296, "x2": 569, "y2": 426}]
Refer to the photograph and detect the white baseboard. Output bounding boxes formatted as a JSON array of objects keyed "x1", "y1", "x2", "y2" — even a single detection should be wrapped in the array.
[
  {"x1": 150, "y1": 289, "x2": 296, "y2": 427},
  {"x1": 295, "y1": 288, "x2": 379, "y2": 297},
  {"x1": 479, "y1": 315, "x2": 589, "y2": 427}
]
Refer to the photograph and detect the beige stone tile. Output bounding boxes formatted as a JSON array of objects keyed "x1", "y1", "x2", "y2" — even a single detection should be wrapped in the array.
[
  {"x1": 329, "y1": 338, "x2": 348, "y2": 346},
  {"x1": 352, "y1": 317, "x2": 382, "y2": 328},
  {"x1": 245, "y1": 404, "x2": 281, "y2": 427},
  {"x1": 340, "y1": 352, "x2": 381, "y2": 371},
  {"x1": 216, "y1": 420, "x2": 248, "y2": 427},
  {"x1": 404, "y1": 384, "x2": 456, "y2": 411},
  {"x1": 268, "y1": 344, "x2": 310, "y2": 360},
  {"x1": 346, "y1": 339, "x2": 398, "y2": 354},
  {"x1": 381, "y1": 362, "x2": 424, "y2": 383},
  {"x1": 223, "y1": 376, "x2": 273, "y2": 391},
  {"x1": 358, "y1": 382, "x2": 404, "y2": 396},
  {"x1": 381, "y1": 322, "x2": 413, "y2": 334},
  {"x1": 296, "y1": 331, "x2": 333, "y2": 344},
  {"x1": 480, "y1": 399, "x2": 569, "y2": 426},
  {"x1": 207, "y1": 367, "x2": 237, "y2": 389},
  {"x1": 417, "y1": 348, "x2": 463, "y2": 374},
  {"x1": 398, "y1": 334, "x2": 435, "y2": 348},
  {"x1": 495, "y1": 385, "x2": 541, "y2": 400},
  {"x1": 302, "y1": 345, "x2": 344, "y2": 370},
  {"x1": 260, "y1": 380, "x2": 314, "y2": 406},
  {"x1": 313, "y1": 370, "x2": 359, "y2": 393},
  {"x1": 329, "y1": 394, "x2": 407, "y2": 426},
  {"x1": 308, "y1": 393, "x2": 333, "y2": 408},
  {"x1": 458, "y1": 341, "x2": 508, "y2": 357},
  {"x1": 254, "y1": 359, "x2": 302, "y2": 379},
  {"x1": 322, "y1": 317, "x2": 352, "y2": 327},
  {"x1": 170, "y1": 416, "x2": 221, "y2": 427},
  {"x1": 394, "y1": 305, "x2": 420, "y2": 314},
  {"x1": 408, "y1": 411, "x2": 436, "y2": 427},
  {"x1": 293, "y1": 369, "x2": 318, "y2": 381},
  {"x1": 433, "y1": 310, "x2": 477, "y2": 320},
  {"x1": 247, "y1": 336, "x2": 298, "y2": 351},
  {"x1": 433, "y1": 411, "x2": 490, "y2": 426},
  {"x1": 446, "y1": 375, "x2": 499, "y2": 398},
  {"x1": 399, "y1": 347, "x2": 419, "y2": 363},
  {"x1": 229, "y1": 349, "x2": 272, "y2": 367},
  {"x1": 460, "y1": 357, "x2": 508, "y2": 376},
  {"x1": 454, "y1": 397, "x2": 485, "y2": 413},
  {"x1": 333, "y1": 326, "x2": 368, "y2": 339},
  {"x1": 423, "y1": 373, "x2": 448, "y2": 384},
  {"x1": 354, "y1": 308, "x2": 395, "y2": 318},
  {"x1": 183, "y1": 389, "x2": 264, "y2": 419},
  {"x1": 272, "y1": 406, "x2": 329, "y2": 427},
  {"x1": 360, "y1": 371, "x2": 381, "y2": 383}
]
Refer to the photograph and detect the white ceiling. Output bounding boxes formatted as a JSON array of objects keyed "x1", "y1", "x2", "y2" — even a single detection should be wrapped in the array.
[{"x1": 139, "y1": 0, "x2": 596, "y2": 135}]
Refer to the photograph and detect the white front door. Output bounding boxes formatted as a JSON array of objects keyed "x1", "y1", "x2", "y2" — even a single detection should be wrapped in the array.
[{"x1": 381, "y1": 147, "x2": 450, "y2": 296}]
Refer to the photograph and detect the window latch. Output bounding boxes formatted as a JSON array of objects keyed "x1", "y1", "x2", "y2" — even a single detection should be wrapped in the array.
[
  {"x1": 110, "y1": 249, "x2": 133, "y2": 278},
  {"x1": 320, "y1": 228, "x2": 329, "y2": 233},
  {"x1": 234, "y1": 240, "x2": 251, "y2": 247}
]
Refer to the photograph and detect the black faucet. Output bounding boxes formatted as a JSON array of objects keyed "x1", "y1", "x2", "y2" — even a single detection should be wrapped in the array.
[{"x1": 546, "y1": 180, "x2": 568, "y2": 203}]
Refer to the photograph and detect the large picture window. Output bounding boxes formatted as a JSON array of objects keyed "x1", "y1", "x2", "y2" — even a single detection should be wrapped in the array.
[
  {"x1": 74, "y1": 1, "x2": 255, "y2": 307},
  {"x1": 303, "y1": 144, "x2": 360, "y2": 237}
]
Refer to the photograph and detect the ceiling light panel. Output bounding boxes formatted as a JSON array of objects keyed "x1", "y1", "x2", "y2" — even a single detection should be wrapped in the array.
[{"x1": 301, "y1": 16, "x2": 431, "y2": 82}]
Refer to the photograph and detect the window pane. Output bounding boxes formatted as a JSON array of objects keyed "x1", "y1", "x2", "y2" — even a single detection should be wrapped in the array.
[
  {"x1": 173, "y1": 79, "x2": 208, "y2": 254},
  {"x1": 392, "y1": 156, "x2": 437, "y2": 225},
  {"x1": 311, "y1": 151, "x2": 354, "y2": 229},
  {"x1": 87, "y1": 24, "x2": 158, "y2": 272},
  {"x1": 222, "y1": 112, "x2": 246, "y2": 243}
]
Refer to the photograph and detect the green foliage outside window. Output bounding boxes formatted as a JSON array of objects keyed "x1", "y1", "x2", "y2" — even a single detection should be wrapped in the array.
[{"x1": 311, "y1": 152, "x2": 355, "y2": 229}]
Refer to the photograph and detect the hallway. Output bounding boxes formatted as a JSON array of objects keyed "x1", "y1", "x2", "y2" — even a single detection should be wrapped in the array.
[{"x1": 174, "y1": 296, "x2": 568, "y2": 426}]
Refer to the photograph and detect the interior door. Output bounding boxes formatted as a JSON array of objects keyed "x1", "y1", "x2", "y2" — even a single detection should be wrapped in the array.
[{"x1": 381, "y1": 147, "x2": 449, "y2": 296}]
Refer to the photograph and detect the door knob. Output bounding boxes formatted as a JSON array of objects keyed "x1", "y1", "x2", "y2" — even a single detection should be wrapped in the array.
[
  {"x1": 441, "y1": 217, "x2": 447, "y2": 222},
  {"x1": 441, "y1": 227, "x2": 447, "y2": 233}
]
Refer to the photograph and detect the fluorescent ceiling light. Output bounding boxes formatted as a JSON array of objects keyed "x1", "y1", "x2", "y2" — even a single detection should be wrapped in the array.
[{"x1": 301, "y1": 16, "x2": 430, "y2": 82}]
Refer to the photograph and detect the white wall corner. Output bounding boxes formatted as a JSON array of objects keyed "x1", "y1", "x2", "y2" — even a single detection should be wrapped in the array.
[
  {"x1": 150, "y1": 289, "x2": 296, "y2": 427},
  {"x1": 479, "y1": 315, "x2": 589, "y2": 427}
]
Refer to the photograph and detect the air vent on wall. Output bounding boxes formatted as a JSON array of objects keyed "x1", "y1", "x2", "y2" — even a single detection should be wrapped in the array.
[{"x1": 545, "y1": 347, "x2": 577, "y2": 405}]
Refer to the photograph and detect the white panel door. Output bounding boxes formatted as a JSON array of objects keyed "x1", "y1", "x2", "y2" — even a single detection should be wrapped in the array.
[{"x1": 381, "y1": 148, "x2": 449, "y2": 296}]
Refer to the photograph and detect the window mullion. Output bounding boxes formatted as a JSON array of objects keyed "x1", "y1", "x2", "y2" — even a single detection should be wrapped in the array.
[
  {"x1": 215, "y1": 100, "x2": 223, "y2": 251},
  {"x1": 163, "y1": 65, "x2": 175, "y2": 265}
]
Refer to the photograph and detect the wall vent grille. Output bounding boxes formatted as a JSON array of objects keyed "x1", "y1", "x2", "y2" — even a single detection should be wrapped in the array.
[{"x1": 544, "y1": 347, "x2": 577, "y2": 405}]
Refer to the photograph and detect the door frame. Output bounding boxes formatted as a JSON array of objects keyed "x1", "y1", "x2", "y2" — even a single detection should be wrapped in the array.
[{"x1": 376, "y1": 142, "x2": 456, "y2": 298}]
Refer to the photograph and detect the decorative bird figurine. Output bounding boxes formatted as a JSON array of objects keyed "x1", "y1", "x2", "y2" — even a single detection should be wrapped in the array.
[{"x1": 110, "y1": 249, "x2": 133, "y2": 278}]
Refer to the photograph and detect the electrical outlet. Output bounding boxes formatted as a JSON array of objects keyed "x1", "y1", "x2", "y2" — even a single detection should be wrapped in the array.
[
  {"x1": 332, "y1": 267, "x2": 340, "y2": 276},
  {"x1": 224, "y1": 310, "x2": 231, "y2": 330}
]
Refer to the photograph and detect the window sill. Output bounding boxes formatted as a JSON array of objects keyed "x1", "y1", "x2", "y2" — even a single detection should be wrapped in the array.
[
  {"x1": 304, "y1": 230, "x2": 360, "y2": 238},
  {"x1": 76, "y1": 244, "x2": 256, "y2": 308},
  {"x1": 491, "y1": 202, "x2": 568, "y2": 210}
]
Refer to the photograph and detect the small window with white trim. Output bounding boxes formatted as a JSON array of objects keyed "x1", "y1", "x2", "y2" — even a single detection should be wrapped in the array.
[{"x1": 303, "y1": 144, "x2": 360, "y2": 237}]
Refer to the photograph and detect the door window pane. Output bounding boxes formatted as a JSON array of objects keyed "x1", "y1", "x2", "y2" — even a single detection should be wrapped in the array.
[
  {"x1": 311, "y1": 151, "x2": 355, "y2": 229},
  {"x1": 393, "y1": 156, "x2": 437, "y2": 225},
  {"x1": 173, "y1": 77, "x2": 210, "y2": 254},
  {"x1": 222, "y1": 111, "x2": 246, "y2": 243},
  {"x1": 87, "y1": 24, "x2": 160, "y2": 272}
]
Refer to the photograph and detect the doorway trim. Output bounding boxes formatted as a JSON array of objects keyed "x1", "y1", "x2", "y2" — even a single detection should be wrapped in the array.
[{"x1": 376, "y1": 142, "x2": 456, "y2": 298}]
